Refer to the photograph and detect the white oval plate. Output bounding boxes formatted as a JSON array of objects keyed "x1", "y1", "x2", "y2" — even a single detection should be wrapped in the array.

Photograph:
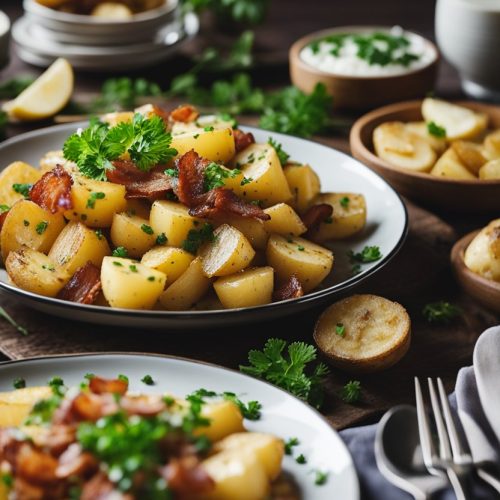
[
  {"x1": 0, "y1": 353, "x2": 359, "y2": 499},
  {"x1": 0, "y1": 123, "x2": 408, "y2": 329}
]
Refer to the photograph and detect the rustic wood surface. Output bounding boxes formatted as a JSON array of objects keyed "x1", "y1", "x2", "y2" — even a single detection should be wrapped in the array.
[{"x1": 0, "y1": 0, "x2": 499, "y2": 430}]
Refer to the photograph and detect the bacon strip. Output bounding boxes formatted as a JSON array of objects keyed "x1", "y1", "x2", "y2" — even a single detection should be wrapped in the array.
[
  {"x1": 233, "y1": 129, "x2": 255, "y2": 153},
  {"x1": 161, "y1": 457, "x2": 215, "y2": 496},
  {"x1": 120, "y1": 396, "x2": 166, "y2": 417},
  {"x1": 57, "y1": 262, "x2": 101, "y2": 305},
  {"x1": 273, "y1": 275, "x2": 304, "y2": 302},
  {"x1": 189, "y1": 188, "x2": 270, "y2": 221},
  {"x1": 29, "y1": 165, "x2": 73, "y2": 214},
  {"x1": 56, "y1": 444, "x2": 98, "y2": 479},
  {"x1": 301, "y1": 203, "x2": 333, "y2": 232},
  {"x1": 89, "y1": 376, "x2": 128, "y2": 396},
  {"x1": 108, "y1": 160, "x2": 175, "y2": 200},
  {"x1": 170, "y1": 104, "x2": 199, "y2": 123},
  {"x1": 175, "y1": 149, "x2": 210, "y2": 207}
]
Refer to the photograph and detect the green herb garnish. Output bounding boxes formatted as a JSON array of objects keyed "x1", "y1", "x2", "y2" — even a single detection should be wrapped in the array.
[
  {"x1": 164, "y1": 168, "x2": 178, "y2": 178},
  {"x1": 348, "y1": 245, "x2": 382, "y2": 263},
  {"x1": 284, "y1": 437, "x2": 299, "y2": 455},
  {"x1": 0, "y1": 306, "x2": 29, "y2": 336},
  {"x1": 268, "y1": 138, "x2": 290, "y2": 166},
  {"x1": 0, "y1": 204, "x2": 9, "y2": 213},
  {"x1": 204, "y1": 162, "x2": 241, "y2": 191},
  {"x1": 12, "y1": 183, "x2": 32, "y2": 199},
  {"x1": 182, "y1": 223, "x2": 215, "y2": 254},
  {"x1": 296, "y1": 454, "x2": 307, "y2": 464},
  {"x1": 336, "y1": 323, "x2": 345, "y2": 337},
  {"x1": 427, "y1": 121, "x2": 447, "y2": 138},
  {"x1": 13, "y1": 377, "x2": 26, "y2": 389},
  {"x1": 141, "y1": 224, "x2": 154, "y2": 235},
  {"x1": 156, "y1": 233, "x2": 167, "y2": 245},
  {"x1": 314, "y1": 470, "x2": 329, "y2": 485},
  {"x1": 422, "y1": 301, "x2": 461, "y2": 324},
  {"x1": 0, "y1": 76, "x2": 35, "y2": 99},
  {"x1": 341, "y1": 380, "x2": 362, "y2": 404},
  {"x1": 35, "y1": 221, "x2": 48, "y2": 235},
  {"x1": 340, "y1": 196, "x2": 350, "y2": 208},
  {"x1": 141, "y1": 375, "x2": 155, "y2": 385},
  {"x1": 112, "y1": 247, "x2": 128, "y2": 258},
  {"x1": 86, "y1": 191, "x2": 105, "y2": 209}
]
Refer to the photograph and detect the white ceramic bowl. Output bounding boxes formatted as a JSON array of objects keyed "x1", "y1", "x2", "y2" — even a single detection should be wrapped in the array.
[
  {"x1": 436, "y1": 0, "x2": 500, "y2": 101},
  {"x1": 0, "y1": 10, "x2": 11, "y2": 69}
]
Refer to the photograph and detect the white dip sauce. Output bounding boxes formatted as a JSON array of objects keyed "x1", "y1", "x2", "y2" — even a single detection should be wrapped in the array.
[{"x1": 300, "y1": 26, "x2": 436, "y2": 77}]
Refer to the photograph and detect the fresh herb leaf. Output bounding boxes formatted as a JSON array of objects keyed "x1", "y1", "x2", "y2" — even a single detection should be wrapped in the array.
[
  {"x1": 12, "y1": 183, "x2": 32, "y2": 198},
  {"x1": 1, "y1": 473, "x2": 13, "y2": 488},
  {"x1": 112, "y1": 247, "x2": 128, "y2": 258},
  {"x1": 222, "y1": 392, "x2": 261, "y2": 420},
  {"x1": 335, "y1": 323, "x2": 345, "y2": 337},
  {"x1": 0, "y1": 204, "x2": 9, "y2": 213},
  {"x1": 268, "y1": 138, "x2": 290, "y2": 166},
  {"x1": 314, "y1": 470, "x2": 329, "y2": 485},
  {"x1": 427, "y1": 121, "x2": 446, "y2": 138},
  {"x1": 35, "y1": 221, "x2": 48, "y2": 234},
  {"x1": 164, "y1": 168, "x2": 178, "y2": 178},
  {"x1": 141, "y1": 375, "x2": 155, "y2": 385},
  {"x1": 348, "y1": 245, "x2": 382, "y2": 263},
  {"x1": 340, "y1": 196, "x2": 350, "y2": 208},
  {"x1": 141, "y1": 224, "x2": 154, "y2": 235},
  {"x1": 182, "y1": 223, "x2": 215, "y2": 254},
  {"x1": 296, "y1": 454, "x2": 307, "y2": 464},
  {"x1": 118, "y1": 374, "x2": 129, "y2": 383},
  {"x1": 240, "y1": 338, "x2": 329, "y2": 408},
  {"x1": 422, "y1": 301, "x2": 461, "y2": 324},
  {"x1": 204, "y1": 162, "x2": 241, "y2": 191},
  {"x1": 284, "y1": 437, "x2": 299, "y2": 455},
  {"x1": 129, "y1": 264, "x2": 138, "y2": 273},
  {"x1": 13, "y1": 377, "x2": 26, "y2": 389},
  {"x1": 86, "y1": 191, "x2": 105, "y2": 209},
  {"x1": 156, "y1": 233, "x2": 167, "y2": 245},
  {"x1": 341, "y1": 380, "x2": 362, "y2": 404},
  {"x1": 0, "y1": 306, "x2": 29, "y2": 336}
]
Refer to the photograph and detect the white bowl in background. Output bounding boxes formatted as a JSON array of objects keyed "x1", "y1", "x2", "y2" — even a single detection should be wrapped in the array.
[
  {"x1": 0, "y1": 10, "x2": 11, "y2": 69},
  {"x1": 436, "y1": 0, "x2": 500, "y2": 101}
]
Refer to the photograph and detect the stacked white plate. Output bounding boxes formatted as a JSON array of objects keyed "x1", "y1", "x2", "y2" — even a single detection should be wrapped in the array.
[{"x1": 12, "y1": 0, "x2": 199, "y2": 71}]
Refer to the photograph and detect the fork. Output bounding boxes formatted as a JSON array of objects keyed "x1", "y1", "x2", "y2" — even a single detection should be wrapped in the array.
[{"x1": 414, "y1": 377, "x2": 473, "y2": 500}]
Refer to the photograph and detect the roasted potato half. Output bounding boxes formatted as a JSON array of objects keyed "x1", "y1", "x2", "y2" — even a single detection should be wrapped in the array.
[
  {"x1": 464, "y1": 219, "x2": 500, "y2": 282},
  {"x1": 141, "y1": 246, "x2": 193, "y2": 286},
  {"x1": 283, "y1": 164, "x2": 321, "y2": 214}
]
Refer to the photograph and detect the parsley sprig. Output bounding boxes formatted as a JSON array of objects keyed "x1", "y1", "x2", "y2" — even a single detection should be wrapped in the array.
[
  {"x1": 341, "y1": 380, "x2": 362, "y2": 404},
  {"x1": 204, "y1": 162, "x2": 242, "y2": 191},
  {"x1": 348, "y1": 246, "x2": 382, "y2": 263},
  {"x1": 427, "y1": 121, "x2": 446, "y2": 138},
  {"x1": 268, "y1": 137, "x2": 289, "y2": 166},
  {"x1": 182, "y1": 223, "x2": 215, "y2": 254},
  {"x1": 422, "y1": 301, "x2": 461, "y2": 324},
  {"x1": 240, "y1": 339, "x2": 329, "y2": 408}
]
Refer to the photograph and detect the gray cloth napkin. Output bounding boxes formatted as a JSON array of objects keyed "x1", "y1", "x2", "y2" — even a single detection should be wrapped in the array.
[{"x1": 340, "y1": 366, "x2": 498, "y2": 499}]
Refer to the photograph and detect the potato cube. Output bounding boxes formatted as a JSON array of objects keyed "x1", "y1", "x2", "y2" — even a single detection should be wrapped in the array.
[
  {"x1": 263, "y1": 203, "x2": 307, "y2": 237},
  {"x1": 216, "y1": 216, "x2": 269, "y2": 250},
  {"x1": 198, "y1": 400, "x2": 245, "y2": 442},
  {"x1": 141, "y1": 246, "x2": 193, "y2": 286},
  {"x1": 0, "y1": 161, "x2": 42, "y2": 207},
  {"x1": 283, "y1": 163, "x2": 321, "y2": 213},
  {"x1": 110, "y1": 212, "x2": 156, "y2": 258},
  {"x1": 430, "y1": 148, "x2": 476, "y2": 180}
]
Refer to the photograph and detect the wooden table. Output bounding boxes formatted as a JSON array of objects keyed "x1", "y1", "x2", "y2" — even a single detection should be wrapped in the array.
[{"x1": 0, "y1": 0, "x2": 498, "y2": 430}]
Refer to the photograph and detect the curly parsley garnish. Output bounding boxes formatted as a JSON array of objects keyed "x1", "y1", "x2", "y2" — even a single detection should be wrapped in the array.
[
  {"x1": 204, "y1": 162, "x2": 242, "y2": 191},
  {"x1": 348, "y1": 245, "x2": 382, "y2": 263},
  {"x1": 422, "y1": 301, "x2": 461, "y2": 324},
  {"x1": 267, "y1": 137, "x2": 290, "y2": 166},
  {"x1": 427, "y1": 121, "x2": 446, "y2": 138},
  {"x1": 86, "y1": 191, "x2": 105, "y2": 209},
  {"x1": 182, "y1": 223, "x2": 215, "y2": 254}
]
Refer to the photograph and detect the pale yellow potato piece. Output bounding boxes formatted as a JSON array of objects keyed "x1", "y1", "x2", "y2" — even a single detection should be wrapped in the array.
[
  {"x1": 6, "y1": 248, "x2": 69, "y2": 297},
  {"x1": 110, "y1": 213, "x2": 156, "y2": 258},
  {"x1": 171, "y1": 113, "x2": 234, "y2": 135},
  {"x1": 48, "y1": 221, "x2": 111, "y2": 275},
  {"x1": 91, "y1": 2, "x2": 133, "y2": 19},
  {"x1": 430, "y1": 148, "x2": 476, "y2": 180},
  {"x1": 451, "y1": 140, "x2": 487, "y2": 175},
  {"x1": 216, "y1": 216, "x2": 268, "y2": 250},
  {"x1": 141, "y1": 246, "x2": 193, "y2": 286},
  {"x1": 309, "y1": 193, "x2": 366, "y2": 242},
  {"x1": 263, "y1": 203, "x2": 307, "y2": 237},
  {"x1": 483, "y1": 130, "x2": 500, "y2": 160},
  {"x1": 464, "y1": 219, "x2": 500, "y2": 281},
  {"x1": 101, "y1": 111, "x2": 134, "y2": 127},
  {"x1": 64, "y1": 177, "x2": 127, "y2": 228},
  {"x1": 213, "y1": 432, "x2": 284, "y2": 480},
  {"x1": 159, "y1": 258, "x2": 211, "y2": 310},
  {"x1": 199, "y1": 224, "x2": 255, "y2": 278},
  {"x1": 214, "y1": 267, "x2": 274, "y2": 308},
  {"x1": 201, "y1": 451, "x2": 270, "y2": 500},
  {"x1": 421, "y1": 98, "x2": 488, "y2": 140},
  {"x1": 232, "y1": 144, "x2": 292, "y2": 206},
  {"x1": 0, "y1": 386, "x2": 52, "y2": 427},
  {"x1": 171, "y1": 127, "x2": 236, "y2": 164},
  {"x1": 405, "y1": 122, "x2": 447, "y2": 154},
  {"x1": 39, "y1": 150, "x2": 77, "y2": 175},
  {"x1": 266, "y1": 234, "x2": 333, "y2": 292},
  {"x1": 197, "y1": 400, "x2": 245, "y2": 442},
  {"x1": 479, "y1": 159, "x2": 500, "y2": 180},
  {"x1": 101, "y1": 257, "x2": 166, "y2": 309},
  {"x1": 0, "y1": 161, "x2": 42, "y2": 207},
  {"x1": 314, "y1": 294, "x2": 411, "y2": 373},
  {"x1": 150, "y1": 200, "x2": 202, "y2": 248},
  {"x1": 373, "y1": 122, "x2": 436, "y2": 172},
  {"x1": 1, "y1": 200, "x2": 65, "y2": 261},
  {"x1": 283, "y1": 163, "x2": 321, "y2": 213}
]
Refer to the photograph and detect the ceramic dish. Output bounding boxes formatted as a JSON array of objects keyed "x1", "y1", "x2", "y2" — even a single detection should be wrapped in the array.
[
  {"x1": 0, "y1": 123, "x2": 407, "y2": 329},
  {"x1": 0, "y1": 352, "x2": 360, "y2": 499},
  {"x1": 289, "y1": 26, "x2": 438, "y2": 110},
  {"x1": 350, "y1": 100, "x2": 500, "y2": 213},
  {"x1": 0, "y1": 10, "x2": 10, "y2": 69},
  {"x1": 451, "y1": 230, "x2": 500, "y2": 314}
]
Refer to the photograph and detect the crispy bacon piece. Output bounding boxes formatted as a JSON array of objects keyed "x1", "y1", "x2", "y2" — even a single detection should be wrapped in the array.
[
  {"x1": 0, "y1": 209, "x2": 9, "y2": 232},
  {"x1": 161, "y1": 456, "x2": 215, "y2": 496},
  {"x1": 233, "y1": 129, "x2": 255, "y2": 153},
  {"x1": 189, "y1": 187, "x2": 270, "y2": 221},
  {"x1": 56, "y1": 393, "x2": 119, "y2": 424},
  {"x1": 57, "y1": 262, "x2": 101, "y2": 305},
  {"x1": 301, "y1": 203, "x2": 333, "y2": 232},
  {"x1": 170, "y1": 104, "x2": 199, "y2": 123},
  {"x1": 120, "y1": 396, "x2": 166, "y2": 417},
  {"x1": 89, "y1": 376, "x2": 128, "y2": 396},
  {"x1": 56, "y1": 443, "x2": 98, "y2": 479},
  {"x1": 175, "y1": 149, "x2": 210, "y2": 207},
  {"x1": 108, "y1": 160, "x2": 175, "y2": 200},
  {"x1": 273, "y1": 275, "x2": 304, "y2": 302},
  {"x1": 81, "y1": 472, "x2": 132, "y2": 500},
  {"x1": 29, "y1": 165, "x2": 73, "y2": 214},
  {"x1": 45, "y1": 425, "x2": 77, "y2": 457},
  {"x1": 16, "y1": 444, "x2": 59, "y2": 485}
]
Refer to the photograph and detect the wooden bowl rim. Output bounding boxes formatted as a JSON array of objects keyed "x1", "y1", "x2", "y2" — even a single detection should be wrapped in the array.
[
  {"x1": 350, "y1": 99, "x2": 500, "y2": 186},
  {"x1": 451, "y1": 229, "x2": 500, "y2": 294},
  {"x1": 289, "y1": 25, "x2": 439, "y2": 82}
]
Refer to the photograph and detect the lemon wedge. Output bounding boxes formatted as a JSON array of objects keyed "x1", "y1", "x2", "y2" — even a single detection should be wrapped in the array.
[{"x1": 3, "y1": 58, "x2": 74, "y2": 121}]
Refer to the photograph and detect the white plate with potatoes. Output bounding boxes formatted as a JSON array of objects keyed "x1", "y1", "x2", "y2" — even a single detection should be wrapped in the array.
[
  {"x1": 0, "y1": 352, "x2": 360, "y2": 499},
  {"x1": 0, "y1": 122, "x2": 407, "y2": 329}
]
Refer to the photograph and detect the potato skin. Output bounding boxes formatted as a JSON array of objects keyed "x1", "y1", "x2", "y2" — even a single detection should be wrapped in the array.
[
  {"x1": 110, "y1": 212, "x2": 156, "y2": 258},
  {"x1": 141, "y1": 246, "x2": 194, "y2": 286},
  {"x1": 214, "y1": 267, "x2": 274, "y2": 308},
  {"x1": 266, "y1": 234, "x2": 333, "y2": 292},
  {"x1": 101, "y1": 257, "x2": 166, "y2": 309},
  {"x1": 1, "y1": 200, "x2": 66, "y2": 262},
  {"x1": 0, "y1": 161, "x2": 42, "y2": 207},
  {"x1": 283, "y1": 164, "x2": 320, "y2": 213}
]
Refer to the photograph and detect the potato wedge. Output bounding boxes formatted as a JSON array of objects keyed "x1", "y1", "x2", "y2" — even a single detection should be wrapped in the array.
[
  {"x1": 451, "y1": 140, "x2": 487, "y2": 175},
  {"x1": 199, "y1": 224, "x2": 255, "y2": 278},
  {"x1": 198, "y1": 400, "x2": 245, "y2": 442},
  {"x1": 405, "y1": 121, "x2": 447, "y2": 154},
  {"x1": 213, "y1": 267, "x2": 274, "y2": 308},
  {"x1": 150, "y1": 200, "x2": 202, "y2": 248},
  {"x1": 6, "y1": 248, "x2": 69, "y2": 297},
  {"x1": 216, "y1": 216, "x2": 269, "y2": 250},
  {"x1": 0, "y1": 161, "x2": 42, "y2": 207},
  {"x1": 314, "y1": 294, "x2": 411, "y2": 373},
  {"x1": 479, "y1": 159, "x2": 500, "y2": 180},
  {"x1": 283, "y1": 164, "x2": 321, "y2": 214},
  {"x1": 64, "y1": 176, "x2": 127, "y2": 228},
  {"x1": 0, "y1": 386, "x2": 52, "y2": 427},
  {"x1": 308, "y1": 193, "x2": 366, "y2": 242},
  {"x1": 421, "y1": 98, "x2": 488, "y2": 140},
  {"x1": 263, "y1": 203, "x2": 307, "y2": 237},
  {"x1": 266, "y1": 235, "x2": 333, "y2": 292},
  {"x1": 101, "y1": 257, "x2": 166, "y2": 309},
  {"x1": 141, "y1": 246, "x2": 194, "y2": 286},
  {"x1": 159, "y1": 258, "x2": 211, "y2": 310},
  {"x1": 483, "y1": 129, "x2": 500, "y2": 160},
  {"x1": 232, "y1": 144, "x2": 292, "y2": 206},
  {"x1": 430, "y1": 148, "x2": 476, "y2": 180},
  {"x1": 1, "y1": 200, "x2": 65, "y2": 262},
  {"x1": 373, "y1": 122, "x2": 436, "y2": 172},
  {"x1": 110, "y1": 212, "x2": 156, "y2": 258},
  {"x1": 464, "y1": 219, "x2": 500, "y2": 281},
  {"x1": 48, "y1": 221, "x2": 111, "y2": 275}
]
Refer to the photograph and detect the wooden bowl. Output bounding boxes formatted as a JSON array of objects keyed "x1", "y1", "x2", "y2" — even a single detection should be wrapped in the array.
[
  {"x1": 451, "y1": 230, "x2": 500, "y2": 313},
  {"x1": 350, "y1": 100, "x2": 500, "y2": 213},
  {"x1": 289, "y1": 26, "x2": 439, "y2": 110}
]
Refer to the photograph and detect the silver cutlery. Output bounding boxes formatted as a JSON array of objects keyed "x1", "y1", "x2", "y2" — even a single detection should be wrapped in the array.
[{"x1": 415, "y1": 377, "x2": 473, "y2": 500}]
